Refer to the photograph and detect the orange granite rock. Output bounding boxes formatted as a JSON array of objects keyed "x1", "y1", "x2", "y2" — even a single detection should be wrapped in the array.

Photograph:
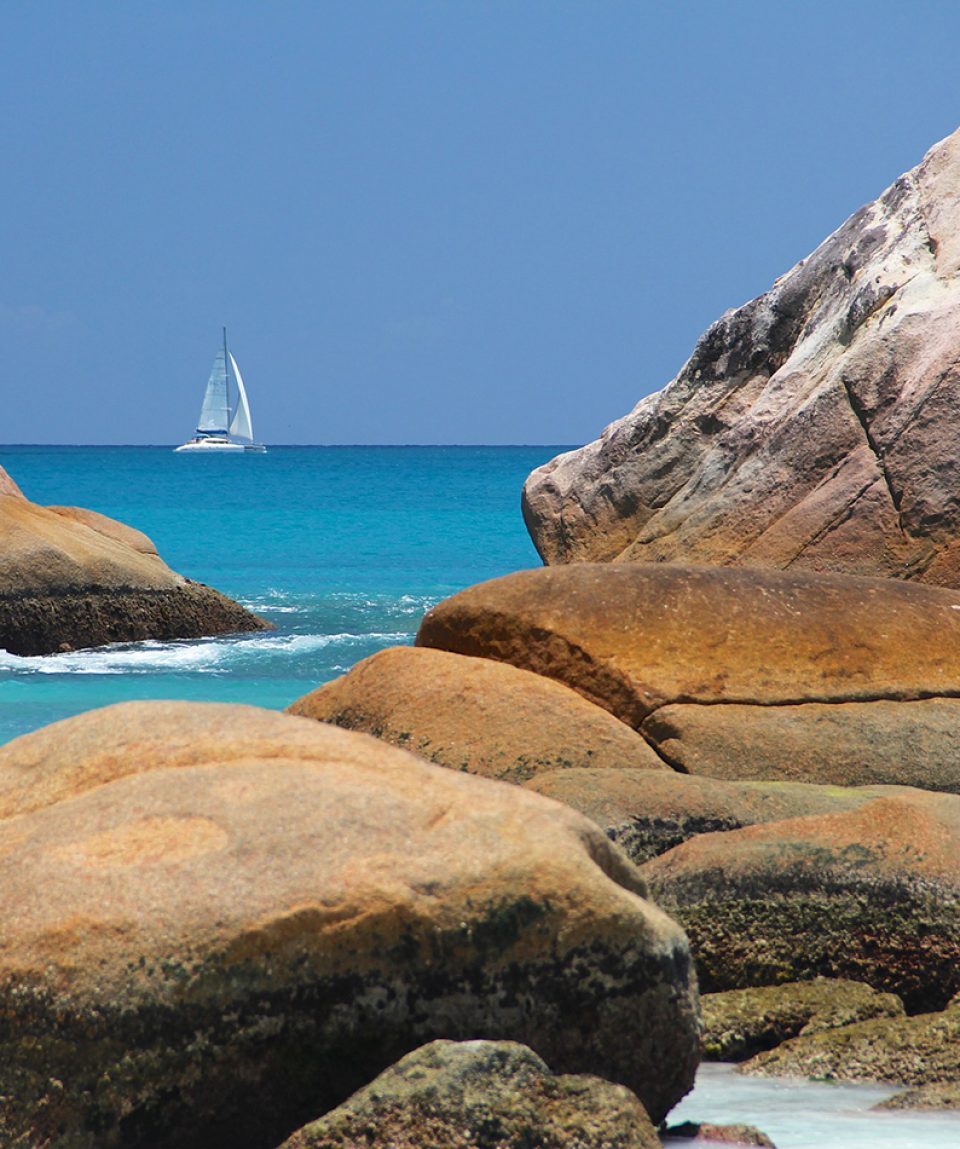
[
  {"x1": 0, "y1": 701, "x2": 699, "y2": 1149},
  {"x1": 288, "y1": 645, "x2": 666, "y2": 782}
]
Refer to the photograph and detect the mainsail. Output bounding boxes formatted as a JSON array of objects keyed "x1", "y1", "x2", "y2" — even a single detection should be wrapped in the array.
[{"x1": 227, "y1": 352, "x2": 254, "y2": 442}]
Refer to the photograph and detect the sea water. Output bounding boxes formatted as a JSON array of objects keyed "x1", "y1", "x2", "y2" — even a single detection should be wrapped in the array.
[
  {"x1": 1, "y1": 444, "x2": 958, "y2": 1147},
  {"x1": 0, "y1": 445, "x2": 559, "y2": 743}
]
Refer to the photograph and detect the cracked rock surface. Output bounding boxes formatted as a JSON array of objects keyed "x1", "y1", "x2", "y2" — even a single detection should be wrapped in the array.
[{"x1": 523, "y1": 126, "x2": 960, "y2": 587}]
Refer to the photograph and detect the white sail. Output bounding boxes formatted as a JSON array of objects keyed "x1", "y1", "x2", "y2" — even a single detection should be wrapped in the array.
[
  {"x1": 227, "y1": 351, "x2": 254, "y2": 442},
  {"x1": 197, "y1": 350, "x2": 230, "y2": 434}
]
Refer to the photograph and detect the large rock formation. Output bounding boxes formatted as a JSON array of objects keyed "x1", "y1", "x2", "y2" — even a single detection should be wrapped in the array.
[
  {"x1": 416, "y1": 563, "x2": 960, "y2": 728},
  {"x1": 288, "y1": 645, "x2": 666, "y2": 782},
  {"x1": 523, "y1": 128, "x2": 960, "y2": 587},
  {"x1": 0, "y1": 701, "x2": 700, "y2": 1149},
  {"x1": 0, "y1": 469, "x2": 267, "y2": 654}
]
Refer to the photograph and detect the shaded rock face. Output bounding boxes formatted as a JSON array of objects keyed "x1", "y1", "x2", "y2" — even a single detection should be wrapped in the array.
[
  {"x1": 0, "y1": 701, "x2": 700, "y2": 1149},
  {"x1": 645, "y1": 697, "x2": 960, "y2": 793},
  {"x1": 523, "y1": 128, "x2": 960, "y2": 588},
  {"x1": 639, "y1": 789, "x2": 960, "y2": 1012},
  {"x1": 0, "y1": 487, "x2": 267, "y2": 654},
  {"x1": 523, "y1": 768, "x2": 898, "y2": 864},
  {"x1": 280, "y1": 1040, "x2": 661, "y2": 1149},
  {"x1": 741, "y1": 1005, "x2": 960, "y2": 1088},
  {"x1": 700, "y1": 979, "x2": 905, "y2": 1062},
  {"x1": 288, "y1": 645, "x2": 667, "y2": 782}
]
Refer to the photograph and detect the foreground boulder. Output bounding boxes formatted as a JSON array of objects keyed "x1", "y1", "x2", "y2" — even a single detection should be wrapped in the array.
[
  {"x1": 0, "y1": 470, "x2": 266, "y2": 654},
  {"x1": 640, "y1": 789, "x2": 960, "y2": 1011},
  {"x1": 279, "y1": 1040, "x2": 661, "y2": 1149},
  {"x1": 0, "y1": 701, "x2": 699, "y2": 1149},
  {"x1": 523, "y1": 127, "x2": 960, "y2": 589},
  {"x1": 288, "y1": 646, "x2": 666, "y2": 782},
  {"x1": 523, "y1": 769, "x2": 894, "y2": 864},
  {"x1": 700, "y1": 979, "x2": 905, "y2": 1062}
]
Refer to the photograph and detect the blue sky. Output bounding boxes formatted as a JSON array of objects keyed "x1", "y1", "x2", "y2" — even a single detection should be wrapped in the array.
[{"x1": 3, "y1": 1, "x2": 960, "y2": 445}]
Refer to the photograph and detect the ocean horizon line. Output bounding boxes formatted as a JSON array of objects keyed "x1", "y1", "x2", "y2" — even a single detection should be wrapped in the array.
[{"x1": 0, "y1": 442, "x2": 577, "y2": 450}]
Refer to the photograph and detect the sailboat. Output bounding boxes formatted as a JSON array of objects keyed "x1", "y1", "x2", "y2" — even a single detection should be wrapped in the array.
[{"x1": 174, "y1": 329, "x2": 266, "y2": 453}]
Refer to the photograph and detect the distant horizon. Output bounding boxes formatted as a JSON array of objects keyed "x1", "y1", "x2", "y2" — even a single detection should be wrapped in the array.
[{"x1": 0, "y1": 442, "x2": 578, "y2": 450}]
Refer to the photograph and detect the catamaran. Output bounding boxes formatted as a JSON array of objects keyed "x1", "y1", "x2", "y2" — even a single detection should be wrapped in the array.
[{"x1": 174, "y1": 329, "x2": 266, "y2": 453}]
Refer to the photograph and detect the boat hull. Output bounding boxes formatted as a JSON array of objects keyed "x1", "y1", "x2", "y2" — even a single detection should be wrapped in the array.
[{"x1": 174, "y1": 438, "x2": 266, "y2": 453}]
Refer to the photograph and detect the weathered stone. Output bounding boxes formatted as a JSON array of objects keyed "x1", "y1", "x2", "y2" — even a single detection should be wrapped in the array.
[
  {"x1": 640, "y1": 789, "x2": 960, "y2": 1012},
  {"x1": 416, "y1": 564, "x2": 960, "y2": 727},
  {"x1": 0, "y1": 488, "x2": 267, "y2": 654},
  {"x1": 874, "y1": 1082, "x2": 960, "y2": 1110},
  {"x1": 664, "y1": 1122, "x2": 776, "y2": 1147},
  {"x1": 523, "y1": 128, "x2": 960, "y2": 591},
  {"x1": 741, "y1": 1007, "x2": 960, "y2": 1088},
  {"x1": 0, "y1": 701, "x2": 699, "y2": 1149},
  {"x1": 279, "y1": 1039, "x2": 661, "y2": 1149},
  {"x1": 522, "y1": 768, "x2": 892, "y2": 864},
  {"x1": 288, "y1": 646, "x2": 666, "y2": 783},
  {"x1": 700, "y1": 979, "x2": 905, "y2": 1062},
  {"x1": 643, "y1": 698, "x2": 960, "y2": 792}
]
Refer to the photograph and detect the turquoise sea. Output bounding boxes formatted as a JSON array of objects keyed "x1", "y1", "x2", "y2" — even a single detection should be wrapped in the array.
[{"x1": 0, "y1": 445, "x2": 559, "y2": 744}]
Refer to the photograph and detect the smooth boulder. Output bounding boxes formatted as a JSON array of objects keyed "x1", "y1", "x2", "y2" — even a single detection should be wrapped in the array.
[
  {"x1": 643, "y1": 698, "x2": 960, "y2": 793},
  {"x1": 416, "y1": 564, "x2": 960, "y2": 726},
  {"x1": 279, "y1": 1040, "x2": 661, "y2": 1149},
  {"x1": 288, "y1": 645, "x2": 667, "y2": 782},
  {"x1": 640, "y1": 789, "x2": 960, "y2": 1011},
  {"x1": 0, "y1": 475, "x2": 267, "y2": 654},
  {"x1": 0, "y1": 701, "x2": 700, "y2": 1149},
  {"x1": 523, "y1": 127, "x2": 960, "y2": 590}
]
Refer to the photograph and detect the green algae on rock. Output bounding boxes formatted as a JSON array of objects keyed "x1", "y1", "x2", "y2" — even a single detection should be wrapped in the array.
[
  {"x1": 700, "y1": 979, "x2": 905, "y2": 1061},
  {"x1": 279, "y1": 1039, "x2": 662, "y2": 1149},
  {"x1": 740, "y1": 1005, "x2": 960, "y2": 1089},
  {"x1": 640, "y1": 788, "x2": 960, "y2": 1012}
]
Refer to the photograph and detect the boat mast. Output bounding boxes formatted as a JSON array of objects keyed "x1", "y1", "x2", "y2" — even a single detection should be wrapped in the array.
[{"x1": 222, "y1": 326, "x2": 231, "y2": 438}]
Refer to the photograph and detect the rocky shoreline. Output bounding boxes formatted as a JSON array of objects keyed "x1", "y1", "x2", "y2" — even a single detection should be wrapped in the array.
[{"x1": 7, "y1": 130, "x2": 960, "y2": 1147}]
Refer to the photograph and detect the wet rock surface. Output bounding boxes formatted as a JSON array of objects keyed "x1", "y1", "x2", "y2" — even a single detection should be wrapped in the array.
[{"x1": 640, "y1": 789, "x2": 960, "y2": 1012}]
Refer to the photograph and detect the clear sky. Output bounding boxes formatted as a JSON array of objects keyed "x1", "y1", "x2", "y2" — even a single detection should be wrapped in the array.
[{"x1": 3, "y1": 1, "x2": 960, "y2": 445}]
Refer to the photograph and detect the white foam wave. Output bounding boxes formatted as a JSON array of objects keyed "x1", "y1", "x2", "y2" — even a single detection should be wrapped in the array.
[{"x1": 0, "y1": 631, "x2": 412, "y2": 675}]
